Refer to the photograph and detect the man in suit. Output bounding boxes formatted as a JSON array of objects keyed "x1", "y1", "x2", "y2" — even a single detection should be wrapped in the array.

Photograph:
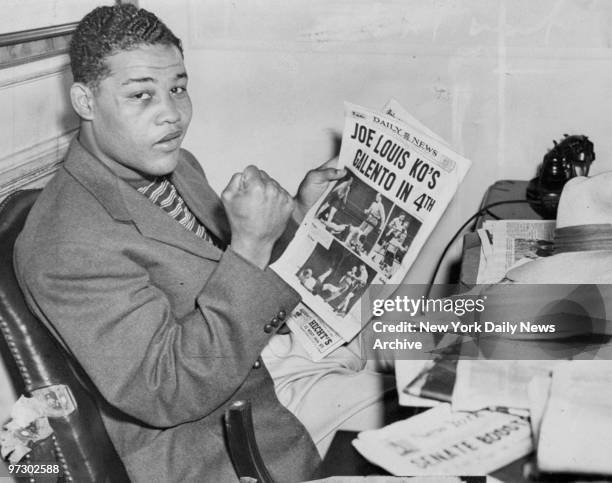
[{"x1": 14, "y1": 4, "x2": 393, "y2": 482}]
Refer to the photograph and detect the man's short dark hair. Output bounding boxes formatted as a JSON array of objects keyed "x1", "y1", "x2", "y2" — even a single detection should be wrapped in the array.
[{"x1": 70, "y1": 4, "x2": 183, "y2": 87}]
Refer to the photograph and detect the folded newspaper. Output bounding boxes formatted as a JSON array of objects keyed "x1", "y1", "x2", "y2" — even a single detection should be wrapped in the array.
[
  {"x1": 271, "y1": 100, "x2": 471, "y2": 359},
  {"x1": 476, "y1": 220, "x2": 555, "y2": 284},
  {"x1": 352, "y1": 404, "x2": 533, "y2": 476}
]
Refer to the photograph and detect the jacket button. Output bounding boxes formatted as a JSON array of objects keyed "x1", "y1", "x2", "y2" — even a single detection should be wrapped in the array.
[
  {"x1": 278, "y1": 309, "x2": 287, "y2": 320},
  {"x1": 270, "y1": 317, "x2": 280, "y2": 327},
  {"x1": 253, "y1": 359, "x2": 261, "y2": 369},
  {"x1": 264, "y1": 324, "x2": 273, "y2": 333}
]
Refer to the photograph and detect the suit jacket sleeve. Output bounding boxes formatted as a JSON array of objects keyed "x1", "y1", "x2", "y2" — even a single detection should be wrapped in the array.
[{"x1": 19, "y1": 242, "x2": 300, "y2": 428}]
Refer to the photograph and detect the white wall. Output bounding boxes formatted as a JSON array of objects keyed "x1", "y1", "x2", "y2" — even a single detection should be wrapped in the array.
[{"x1": 1, "y1": 0, "x2": 114, "y2": 34}]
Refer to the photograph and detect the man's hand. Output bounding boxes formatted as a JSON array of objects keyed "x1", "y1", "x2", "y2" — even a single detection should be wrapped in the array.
[
  {"x1": 294, "y1": 157, "x2": 346, "y2": 223},
  {"x1": 222, "y1": 166, "x2": 295, "y2": 269}
]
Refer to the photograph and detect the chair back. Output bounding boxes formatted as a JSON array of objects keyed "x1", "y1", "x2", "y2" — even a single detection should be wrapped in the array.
[{"x1": 0, "y1": 189, "x2": 130, "y2": 482}]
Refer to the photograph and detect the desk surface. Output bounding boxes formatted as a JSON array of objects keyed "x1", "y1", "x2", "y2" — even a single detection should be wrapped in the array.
[{"x1": 475, "y1": 180, "x2": 541, "y2": 226}]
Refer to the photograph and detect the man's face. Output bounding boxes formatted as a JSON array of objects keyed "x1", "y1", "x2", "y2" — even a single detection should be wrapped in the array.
[{"x1": 87, "y1": 43, "x2": 192, "y2": 176}]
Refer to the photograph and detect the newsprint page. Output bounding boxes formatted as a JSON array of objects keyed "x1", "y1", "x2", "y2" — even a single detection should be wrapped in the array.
[{"x1": 271, "y1": 100, "x2": 471, "y2": 359}]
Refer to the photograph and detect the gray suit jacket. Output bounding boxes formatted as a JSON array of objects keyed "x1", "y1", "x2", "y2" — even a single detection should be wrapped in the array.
[{"x1": 14, "y1": 138, "x2": 321, "y2": 482}]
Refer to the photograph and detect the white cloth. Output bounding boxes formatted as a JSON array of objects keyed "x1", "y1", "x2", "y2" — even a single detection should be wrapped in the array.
[{"x1": 262, "y1": 334, "x2": 395, "y2": 456}]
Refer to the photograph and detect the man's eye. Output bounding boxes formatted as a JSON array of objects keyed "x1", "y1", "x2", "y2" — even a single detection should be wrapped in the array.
[
  {"x1": 172, "y1": 86, "x2": 187, "y2": 95},
  {"x1": 132, "y1": 92, "x2": 152, "y2": 100}
]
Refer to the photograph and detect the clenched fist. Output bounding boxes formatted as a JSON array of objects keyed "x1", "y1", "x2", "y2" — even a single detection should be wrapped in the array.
[{"x1": 221, "y1": 165, "x2": 295, "y2": 269}]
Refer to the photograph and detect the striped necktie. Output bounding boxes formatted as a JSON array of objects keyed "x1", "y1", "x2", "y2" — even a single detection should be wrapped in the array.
[{"x1": 138, "y1": 177, "x2": 223, "y2": 249}]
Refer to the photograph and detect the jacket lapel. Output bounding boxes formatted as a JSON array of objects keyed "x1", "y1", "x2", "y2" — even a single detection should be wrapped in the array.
[
  {"x1": 64, "y1": 139, "x2": 222, "y2": 261},
  {"x1": 120, "y1": 182, "x2": 223, "y2": 261},
  {"x1": 171, "y1": 160, "x2": 231, "y2": 243}
]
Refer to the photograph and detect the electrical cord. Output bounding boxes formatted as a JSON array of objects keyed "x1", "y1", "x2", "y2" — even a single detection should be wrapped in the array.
[{"x1": 426, "y1": 199, "x2": 533, "y2": 291}]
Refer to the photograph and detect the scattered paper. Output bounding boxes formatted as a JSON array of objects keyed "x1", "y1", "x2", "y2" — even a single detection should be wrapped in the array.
[
  {"x1": 537, "y1": 361, "x2": 612, "y2": 475},
  {"x1": 353, "y1": 404, "x2": 532, "y2": 476},
  {"x1": 0, "y1": 385, "x2": 75, "y2": 464},
  {"x1": 0, "y1": 396, "x2": 54, "y2": 464},
  {"x1": 451, "y1": 360, "x2": 558, "y2": 412}
]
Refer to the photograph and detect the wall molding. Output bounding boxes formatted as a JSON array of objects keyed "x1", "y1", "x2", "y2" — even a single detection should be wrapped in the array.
[
  {"x1": 0, "y1": 23, "x2": 74, "y2": 70},
  {"x1": 0, "y1": 1, "x2": 134, "y2": 70},
  {"x1": 0, "y1": 130, "x2": 76, "y2": 199},
  {"x1": 0, "y1": 54, "x2": 70, "y2": 90}
]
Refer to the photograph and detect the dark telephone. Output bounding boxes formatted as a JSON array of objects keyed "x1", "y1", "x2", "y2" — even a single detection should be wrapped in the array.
[{"x1": 526, "y1": 134, "x2": 595, "y2": 219}]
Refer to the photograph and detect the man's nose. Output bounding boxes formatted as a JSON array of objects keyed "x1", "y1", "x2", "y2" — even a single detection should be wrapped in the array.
[{"x1": 157, "y1": 94, "x2": 181, "y2": 124}]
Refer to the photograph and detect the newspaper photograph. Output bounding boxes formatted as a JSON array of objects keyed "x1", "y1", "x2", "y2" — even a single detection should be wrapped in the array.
[
  {"x1": 352, "y1": 403, "x2": 533, "y2": 476},
  {"x1": 476, "y1": 220, "x2": 556, "y2": 284},
  {"x1": 271, "y1": 100, "x2": 471, "y2": 358}
]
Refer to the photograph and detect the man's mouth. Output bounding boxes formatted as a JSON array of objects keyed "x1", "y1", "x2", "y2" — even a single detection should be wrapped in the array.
[
  {"x1": 154, "y1": 131, "x2": 183, "y2": 151},
  {"x1": 157, "y1": 131, "x2": 182, "y2": 144}
]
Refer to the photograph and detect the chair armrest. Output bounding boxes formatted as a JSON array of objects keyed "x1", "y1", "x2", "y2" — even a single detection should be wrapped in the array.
[{"x1": 224, "y1": 400, "x2": 275, "y2": 483}]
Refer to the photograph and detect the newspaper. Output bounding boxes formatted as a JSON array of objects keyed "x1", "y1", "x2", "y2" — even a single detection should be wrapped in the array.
[
  {"x1": 352, "y1": 404, "x2": 533, "y2": 476},
  {"x1": 476, "y1": 220, "x2": 556, "y2": 284},
  {"x1": 451, "y1": 360, "x2": 558, "y2": 413},
  {"x1": 271, "y1": 100, "x2": 471, "y2": 358},
  {"x1": 536, "y1": 361, "x2": 612, "y2": 475}
]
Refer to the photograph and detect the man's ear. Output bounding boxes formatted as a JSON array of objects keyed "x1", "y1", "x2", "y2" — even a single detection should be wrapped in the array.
[{"x1": 70, "y1": 82, "x2": 95, "y2": 120}]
